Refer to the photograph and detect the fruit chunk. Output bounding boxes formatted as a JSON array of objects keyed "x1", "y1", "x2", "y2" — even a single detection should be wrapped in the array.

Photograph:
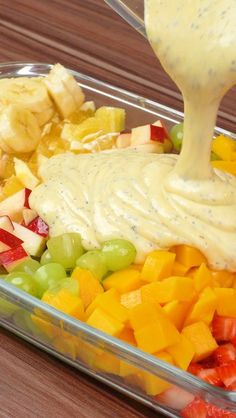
[
  {"x1": 86, "y1": 307, "x2": 124, "y2": 337},
  {"x1": 14, "y1": 158, "x2": 39, "y2": 189},
  {"x1": 184, "y1": 287, "x2": 217, "y2": 326},
  {"x1": 212, "y1": 135, "x2": 236, "y2": 161},
  {"x1": 129, "y1": 301, "x2": 164, "y2": 331},
  {"x1": 0, "y1": 245, "x2": 29, "y2": 272},
  {"x1": 167, "y1": 334, "x2": 195, "y2": 370},
  {"x1": 182, "y1": 321, "x2": 218, "y2": 362},
  {"x1": 71, "y1": 267, "x2": 104, "y2": 309},
  {"x1": 172, "y1": 245, "x2": 207, "y2": 268},
  {"x1": 116, "y1": 133, "x2": 131, "y2": 149},
  {"x1": 141, "y1": 276, "x2": 195, "y2": 304},
  {"x1": 0, "y1": 215, "x2": 14, "y2": 232},
  {"x1": 95, "y1": 106, "x2": 125, "y2": 133},
  {"x1": 212, "y1": 316, "x2": 236, "y2": 342},
  {"x1": 214, "y1": 343, "x2": 236, "y2": 366},
  {"x1": 211, "y1": 160, "x2": 236, "y2": 176},
  {"x1": 76, "y1": 250, "x2": 108, "y2": 281},
  {"x1": 130, "y1": 121, "x2": 167, "y2": 146},
  {"x1": 120, "y1": 289, "x2": 142, "y2": 309},
  {"x1": 140, "y1": 250, "x2": 176, "y2": 282},
  {"x1": 163, "y1": 300, "x2": 191, "y2": 330},
  {"x1": 85, "y1": 288, "x2": 128, "y2": 324},
  {"x1": 42, "y1": 288, "x2": 84, "y2": 320},
  {"x1": 134, "y1": 316, "x2": 180, "y2": 354},
  {"x1": 191, "y1": 263, "x2": 213, "y2": 292},
  {"x1": 22, "y1": 208, "x2": 38, "y2": 226},
  {"x1": 5, "y1": 271, "x2": 38, "y2": 297},
  {"x1": 101, "y1": 239, "x2": 136, "y2": 272},
  {"x1": 217, "y1": 361, "x2": 236, "y2": 388},
  {"x1": 93, "y1": 351, "x2": 120, "y2": 375},
  {"x1": 0, "y1": 188, "x2": 31, "y2": 222},
  {"x1": 12, "y1": 222, "x2": 46, "y2": 257},
  {"x1": 26, "y1": 216, "x2": 49, "y2": 237},
  {"x1": 103, "y1": 268, "x2": 141, "y2": 293},
  {"x1": 156, "y1": 385, "x2": 194, "y2": 412},
  {"x1": 142, "y1": 352, "x2": 174, "y2": 395},
  {"x1": 44, "y1": 63, "x2": 85, "y2": 118},
  {"x1": 215, "y1": 288, "x2": 236, "y2": 317},
  {"x1": 47, "y1": 233, "x2": 84, "y2": 269},
  {"x1": 0, "y1": 228, "x2": 23, "y2": 252},
  {"x1": 197, "y1": 368, "x2": 222, "y2": 387},
  {"x1": 212, "y1": 270, "x2": 235, "y2": 288}
]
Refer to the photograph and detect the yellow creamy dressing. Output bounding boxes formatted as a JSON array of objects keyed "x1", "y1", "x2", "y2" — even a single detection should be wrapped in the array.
[{"x1": 30, "y1": 0, "x2": 236, "y2": 270}]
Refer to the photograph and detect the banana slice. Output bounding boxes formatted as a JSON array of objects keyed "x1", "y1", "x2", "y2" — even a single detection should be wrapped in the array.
[
  {"x1": 44, "y1": 64, "x2": 85, "y2": 118},
  {"x1": 0, "y1": 104, "x2": 41, "y2": 153},
  {"x1": 0, "y1": 77, "x2": 54, "y2": 126}
]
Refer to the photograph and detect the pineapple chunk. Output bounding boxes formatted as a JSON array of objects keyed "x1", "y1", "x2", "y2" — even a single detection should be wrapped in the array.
[
  {"x1": 14, "y1": 158, "x2": 39, "y2": 189},
  {"x1": 95, "y1": 106, "x2": 125, "y2": 133}
]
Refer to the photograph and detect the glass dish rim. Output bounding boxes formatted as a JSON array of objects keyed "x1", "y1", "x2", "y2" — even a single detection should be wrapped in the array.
[{"x1": 0, "y1": 61, "x2": 235, "y2": 410}]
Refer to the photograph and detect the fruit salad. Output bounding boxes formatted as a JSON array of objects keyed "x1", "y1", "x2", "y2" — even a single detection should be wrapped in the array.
[{"x1": 1, "y1": 64, "x2": 236, "y2": 417}]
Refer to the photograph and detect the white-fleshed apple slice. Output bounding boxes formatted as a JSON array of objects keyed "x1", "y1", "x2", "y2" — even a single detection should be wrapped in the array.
[
  {"x1": 0, "y1": 215, "x2": 14, "y2": 232},
  {"x1": 0, "y1": 245, "x2": 29, "y2": 272},
  {"x1": 0, "y1": 228, "x2": 23, "y2": 252},
  {"x1": 131, "y1": 120, "x2": 168, "y2": 146},
  {"x1": 116, "y1": 133, "x2": 131, "y2": 149},
  {"x1": 22, "y1": 208, "x2": 38, "y2": 226},
  {"x1": 0, "y1": 188, "x2": 31, "y2": 222},
  {"x1": 12, "y1": 222, "x2": 46, "y2": 257}
]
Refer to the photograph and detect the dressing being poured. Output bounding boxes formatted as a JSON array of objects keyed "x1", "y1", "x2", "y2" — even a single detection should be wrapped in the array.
[{"x1": 30, "y1": 0, "x2": 236, "y2": 270}]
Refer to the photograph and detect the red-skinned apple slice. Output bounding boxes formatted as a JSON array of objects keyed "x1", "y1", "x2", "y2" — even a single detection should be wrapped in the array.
[
  {"x1": 26, "y1": 217, "x2": 49, "y2": 238},
  {"x1": 0, "y1": 228, "x2": 23, "y2": 252},
  {"x1": 116, "y1": 133, "x2": 131, "y2": 149},
  {"x1": 0, "y1": 216, "x2": 14, "y2": 233},
  {"x1": 22, "y1": 208, "x2": 38, "y2": 226},
  {"x1": 12, "y1": 222, "x2": 46, "y2": 257},
  {"x1": 131, "y1": 120, "x2": 168, "y2": 146},
  {"x1": 153, "y1": 120, "x2": 173, "y2": 152},
  {"x1": 0, "y1": 188, "x2": 31, "y2": 222},
  {"x1": 0, "y1": 245, "x2": 29, "y2": 272}
]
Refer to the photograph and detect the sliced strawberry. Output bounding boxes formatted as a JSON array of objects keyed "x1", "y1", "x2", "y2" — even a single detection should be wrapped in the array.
[
  {"x1": 200, "y1": 356, "x2": 217, "y2": 369},
  {"x1": 206, "y1": 403, "x2": 236, "y2": 417},
  {"x1": 231, "y1": 337, "x2": 236, "y2": 349},
  {"x1": 212, "y1": 316, "x2": 236, "y2": 342},
  {"x1": 181, "y1": 397, "x2": 207, "y2": 418},
  {"x1": 227, "y1": 381, "x2": 236, "y2": 391},
  {"x1": 197, "y1": 368, "x2": 222, "y2": 387},
  {"x1": 188, "y1": 363, "x2": 204, "y2": 376},
  {"x1": 214, "y1": 344, "x2": 236, "y2": 366},
  {"x1": 217, "y1": 361, "x2": 236, "y2": 388}
]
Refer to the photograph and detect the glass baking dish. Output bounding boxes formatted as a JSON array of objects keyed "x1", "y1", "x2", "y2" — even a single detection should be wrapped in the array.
[{"x1": 0, "y1": 62, "x2": 236, "y2": 418}]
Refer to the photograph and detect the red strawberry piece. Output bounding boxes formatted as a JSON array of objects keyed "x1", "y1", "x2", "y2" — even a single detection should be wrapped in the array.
[
  {"x1": 188, "y1": 363, "x2": 204, "y2": 376},
  {"x1": 197, "y1": 368, "x2": 222, "y2": 387},
  {"x1": 212, "y1": 316, "x2": 236, "y2": 342},
  {"x1": 217, "y1": 361, "x2": 236, "y2": 388},
  {"x1": 231, "y1": 337, "x2": 236, "y2": 349},
  {"x1": 214, "y1": 344, "x2": 236, "y2": 366},
  {"x1": 206, "y1": 403, "x2": 236, "y2": 417},
  {"x1": 227, "y1": 381, "x2": 236, "y2": 391},
  {"x1": 181, "y1": 397, "x2": 207, "y2": 418},
  {"x1": 200, "y1": 356, "x2": 217, "y2": 369}
]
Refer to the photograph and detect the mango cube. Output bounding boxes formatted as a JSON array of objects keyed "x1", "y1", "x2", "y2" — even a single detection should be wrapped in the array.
[
  {"x1": 71, "y1": 267, "x2": 104, "y2": 309},
  {"x1": 142, "y1": 276, "x2": 195, "y2": 304},
  {"x1": 134, "y1": 317, "x2": 180, "y2": 354},
  {"x1": 215, "y1": 288, "x2": 236, "y2": 317},
  {"x1": 129, "y1": 301, "x2": 164, "y2": 331},
  {"x1": 212, "y1": 135, "x2": 236, "y2": 161},
  {"x1": 142, "y1": 352, "x2": 174, "y2": 395},
  {"x1": 120, "y1": 289, "x2": 142, "y2": 309},
  {"x1": 182, "y1": 321, "x2": 218, "y2": 362},
  {"x1": 172, "y1": 261, "x2": 189, "y2": 276},
  {"x1": 163, "y1": 300, "x2": 191, "y2": 330},
  {"x1": 167, "y1": 334, "x2": 195, "y2": 370},
  {"x1": 140, "y1": 250, "x2": 176, "y2": 282},
  {"x1": 172, "y1": 245, "x2": 206, "y2": 268},
  {"x1": 86, "y1": 307, "x2": 124, "y2": 337},
  {"x1": 211, "y1": 270, "x2": 235, "y2": 288},
  {"x1": 103, "y1": 268, "x2": 141, "y2": 293},
  {"x1": 184, "y1": 287, "x2": 217, "y2": 326},
  {"x1": 93, "y1": 351, "x2": 120, "y2": 375},
  {"x1": 192, "y1": 263, "x2": 213, "y2": 292},
  {"x1": 42, "y1": 288, "x2": 85, "y2": 320}
]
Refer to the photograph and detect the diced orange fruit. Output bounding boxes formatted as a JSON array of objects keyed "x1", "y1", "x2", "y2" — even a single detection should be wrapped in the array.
[
  {"x1": 141, "y1": 276, "x2": 195, "y2": 304},
  {"x1": 93, "y1": 351, "x2": 120, "y2": 375},
  {"x1": 53, "y1": 335, "x2": 78, "y2": 360},
  {"x1": 86, "y1": 307, "x2": 124, "y2": 337},
  {"x1": 42, "y1": 288, "x2": 85, "y2": 320},
  {"x1": 211, "y1": 270, "x2": 235, "y2": 288},
  {"x1": 71, "y1": 267, "x2": 104, "y2": 309},
  {"x1": 120, "y1": 288, "x2": 142, "y2": 309},
  {"x1": 163, "y1": 300, "x2": 191, "y2": 330},
  {"x1": 172, "y1": 261, "x2": 189, "y2": 276},
  {"x1": 140, "y1": 250, "x2": 176, "y2": 282},
  {"x1": 172, "y1": 245, "x2": 207, "y2": 268},
  {"x1": 215, "y1": 288, "x2": 236, "y2": 317},
  {"x1": 119, "y1": 328, "x2": 136, "y2": 346},
  {"x1": 167, "y1": 334, "x2": 195, "y2": 370},
  {"x1": 192, "y1": 263, "x2": 213, "y2": 292},
  {"x1": 103, "y1": 268, "x2": 142, "y2": 293},
  {"x1": 134, "y1": 317, "x2": 180, "y2": 354},
  {"x1": 129, "y1": 301, "x2": 164, "y2": 331},
  {"x1": 142, "y1": 352, "x2": 174, "y2": 395},
  {"x1": 85, "y1": 288, "x2": 119, "y2": 318},
  {"x1": 212, "y1": 135, "x2": 236, "y2": 161},
  {"x1": 182, "y1": 321, "x2": 218, "y2": 362},
  {"x1": 211, "y1": 160, "x2": 236, "y2": 176},
  {"x1": 184, "y1": 287, "x2": 217, "y2": 326},
  {"x1": 119, "y1": 361, "x2": 144, "y2": 389}
]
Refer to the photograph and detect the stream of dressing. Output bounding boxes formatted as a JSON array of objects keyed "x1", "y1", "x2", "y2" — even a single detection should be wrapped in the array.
[{"x1": 30, "y1": 0, "x2": 236, "y2": 270}]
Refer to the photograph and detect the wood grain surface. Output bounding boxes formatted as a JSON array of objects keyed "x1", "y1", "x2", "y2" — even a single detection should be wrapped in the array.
[{"x1": 0, "y1": 1, "x2": 236, "y2": 417}]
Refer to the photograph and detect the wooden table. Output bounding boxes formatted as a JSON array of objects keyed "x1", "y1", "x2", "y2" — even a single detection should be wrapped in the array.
[{"x1": 0, "y1": 1, "x2": 236, "y2": 417}]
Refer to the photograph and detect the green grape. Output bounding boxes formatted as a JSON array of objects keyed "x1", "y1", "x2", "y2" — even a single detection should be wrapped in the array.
[
  {"x1": 40, "y1": 249, "x2": 53, "y2": 265},
  {"x1": 47, "y1": 233, "x2": 84, "y2": 269},
  {"x1": 170, "y1": 122, "x2": 184, "y2": 152},
  {"x1": 49, "y1": 278, "x2": 79, "y2": 296},
  {"x1": 34, "y1": 263, "x2": 67, "y2": 298},
  {"x1": 101, "y1": 239, "x2": 136, "y2": 272},
  {"x1": 0, "y1": 297, "x2": 18, "y2": 317},
  {"x1": 12, "y1": 258, "x2": 41, "y2": 275},
  {"x1": 5, "y1": 272, "x2": 38, "y2": 297},
  {"x1": 76, "y1": 250, "x2": 108, "y2": 281}
]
